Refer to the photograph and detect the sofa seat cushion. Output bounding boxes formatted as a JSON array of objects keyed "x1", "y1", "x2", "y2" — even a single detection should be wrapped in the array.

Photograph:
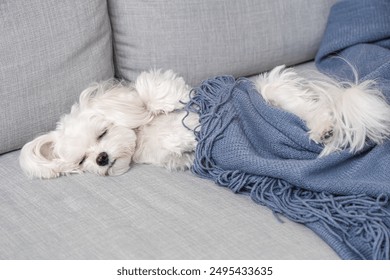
[{"x1": 0, "y1": 149, "x2": 338, "y2": 259}]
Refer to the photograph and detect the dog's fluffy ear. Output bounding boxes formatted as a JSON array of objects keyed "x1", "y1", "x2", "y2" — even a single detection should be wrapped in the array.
[
  {"x1": 78, "y1": 83, "x2": 102, "y2": 109},
  {"x1": 19, "y1": 132, "x2": 63, "y2": 179},
  {"x1": 77, "y1": 80, "x2": 125, "y2": 110}
]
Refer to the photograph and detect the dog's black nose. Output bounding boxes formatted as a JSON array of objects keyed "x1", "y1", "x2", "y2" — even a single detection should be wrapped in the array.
[{"x1": 96, "y1": 152, "x2": 109, "y2": 166}]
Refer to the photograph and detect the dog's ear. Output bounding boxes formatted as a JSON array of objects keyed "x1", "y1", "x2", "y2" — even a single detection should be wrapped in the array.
[
  {"x1": 78, "y1": 81, "x2": 154, "y2": 128},
  {"x1": 78, "y1": 83, "x2": 101, "y2": 109},
  {"x1": 77, "y1": 80, "x2": 121, "y2": 110},
  {"x1": 19, "y1": 132, "x2": 63, "y2": 179}
]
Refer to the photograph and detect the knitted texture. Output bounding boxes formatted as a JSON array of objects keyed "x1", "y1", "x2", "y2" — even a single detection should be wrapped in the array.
[
  {"x1": 315, "y1": 0, "x2": 390, "y2": 98},
  {"x1": 185, "y1": 76, "x2": 390, "y2": 259}
]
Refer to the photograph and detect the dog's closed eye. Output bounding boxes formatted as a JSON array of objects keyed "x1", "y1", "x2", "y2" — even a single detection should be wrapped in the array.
[
  {"x1": 97, "y1": 129, "x2": 108, "y2": 140},
  {"x1": 79, "y1": 155, "x2": 87, "y2": 165}
]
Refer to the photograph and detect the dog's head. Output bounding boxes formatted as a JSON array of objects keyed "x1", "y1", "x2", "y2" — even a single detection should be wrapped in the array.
[{"x1": 19, "y1": 83, "x2": 141, "y2": 179}]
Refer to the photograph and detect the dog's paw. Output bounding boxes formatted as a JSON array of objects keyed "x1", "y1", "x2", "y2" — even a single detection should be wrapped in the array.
[
  {"x1": 135, "y1": 69, "x2": 191, "y2": 115},
  {"x1": 320, "y1": 129, "x2": 334, "y2": 143},
  {"x1": 309, "y1": 125, "x2": 334, "y2": 145},
  {"x1": 306, "y1": 108, "x2": 335, "y2": 145}
]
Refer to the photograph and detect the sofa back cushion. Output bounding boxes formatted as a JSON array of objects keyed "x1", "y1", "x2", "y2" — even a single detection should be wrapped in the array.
[
  {"x1": 0, "y1": 0, "x2": 114, "y2": 154},
  {"x1": 109, "y1": 0, "x2": 337, "y2": 86}
]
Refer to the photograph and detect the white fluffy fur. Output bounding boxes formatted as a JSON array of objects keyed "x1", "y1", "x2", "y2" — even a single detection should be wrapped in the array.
[
  {"x1": 20, "y1": 66, "x2": 390, "y2": 179},
  {"x1": 255, "y1": 65, "x2": 390, "y2": 156},
  {"x1": 19, "y1": 69, "x2": 197, "y2": 179}
]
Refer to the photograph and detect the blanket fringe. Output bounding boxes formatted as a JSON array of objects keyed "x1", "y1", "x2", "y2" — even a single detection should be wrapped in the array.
[{"x1": 185, "y1": 76, "x2": 390, "y2": 260}]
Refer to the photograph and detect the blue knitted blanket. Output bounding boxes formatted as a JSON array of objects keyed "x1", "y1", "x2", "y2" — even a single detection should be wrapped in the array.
[
  {"x1": 315, "y1": 0, "x2": 390, "y2": 99},
  {"x1": 186, "y1": 0, "x2": 390, "y2": 260}
]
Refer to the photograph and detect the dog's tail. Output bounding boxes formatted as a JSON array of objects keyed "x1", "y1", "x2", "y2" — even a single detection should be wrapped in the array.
[{"x1": 332, "y1": 80, "x2": 390, "y2": 153}]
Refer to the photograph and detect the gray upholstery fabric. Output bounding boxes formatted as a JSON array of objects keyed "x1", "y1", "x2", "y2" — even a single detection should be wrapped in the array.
[
  {"x1": 0, "y1": 0, "x2": 341, "y2": 259},
  {"x1": 0, "y1": 62, "x2": 339, "y2": 260},
  {"x1": 0, "y1": 149, "x2": 338, "y2": 260},
  {"x1": 0, "y1": 0, "x2": 114, "y2": 154},
  {"x1": 109, "y1": 0, "x2": 337, "y2": 85}
]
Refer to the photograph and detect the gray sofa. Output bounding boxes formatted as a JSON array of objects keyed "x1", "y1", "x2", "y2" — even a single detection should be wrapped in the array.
[{"x1": 0, "y1": 0, "x2": 340, "y2": 259}]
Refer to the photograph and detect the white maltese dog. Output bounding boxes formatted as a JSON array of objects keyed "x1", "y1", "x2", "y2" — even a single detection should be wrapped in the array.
[
  {"x1": 255, "y1": 65, "x2": 390, "y2": 156},
  {"x1": 20, "y1": 66, "x2": 390, "y2": 179},
  {"x1": 20, "y1": 70, "x2": 198, "y2": 179}
]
